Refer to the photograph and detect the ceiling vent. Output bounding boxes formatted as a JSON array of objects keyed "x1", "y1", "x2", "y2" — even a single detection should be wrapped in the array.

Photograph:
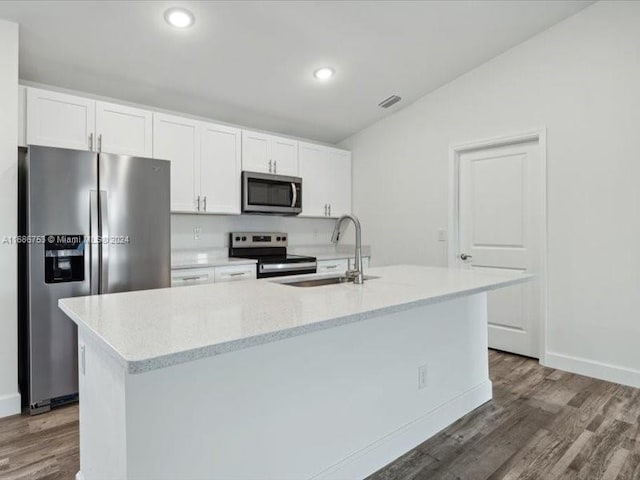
[{"x1": 378, "y1": 95, "x2": 402, "y2": 109}]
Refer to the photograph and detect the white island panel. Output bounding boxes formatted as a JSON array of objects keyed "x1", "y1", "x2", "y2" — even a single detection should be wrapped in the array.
[{"x1": 78, "y1": 293, "x2": 491, "y2": 480}]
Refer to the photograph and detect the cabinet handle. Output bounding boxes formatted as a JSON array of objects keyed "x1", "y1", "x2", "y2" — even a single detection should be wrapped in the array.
[
  {"x1": 203, "y1": 196, "x2": 207, "y2": 211},
  {"x1": 181, "y1": 275, "x2": 205, "y2": 281},
  {"x1": 98, "y1": 134, "x2": 102, "y2": 152},
  {"x1": 227, "y1": 272, "x2": 246, "y2": 277},
  {"x1": 269, "y1": 160, "x2": 272, "y2": 173},
  {"x1": 324, "y1": 204, "x2": 328, "y2": 216},
  {"x1": 196, "y1": 195, "x2": 201, "y2": 211},
  {"x1": 328, "y1": 204, "x2": 331, "y2": 216},
  {"x1": 274, "y1": 160, "x2": 277, "y2": 173},
  {"x1": 325, "y1": 265, "x2": 338, "y2": 269},
  {"x1": 89, "y1": 133, "x2": 94, "y2": 151}
]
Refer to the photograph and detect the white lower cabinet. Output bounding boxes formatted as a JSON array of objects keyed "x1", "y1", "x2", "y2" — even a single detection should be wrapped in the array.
[
  {"x1": 214, "y1": 264, "x2": 256, "y2": 283},
  {"x1": 316, "y1": 259, "x2": 349, "y2": 274},
  {"x1": 349, "y1": 257, "x2": 370, "y2": 270},
  {"x1": 171, "y1": 264, "x2": 256, "y2": 287},
  {"x1": 171, "y1": 267, "x2": 216, "y2": 287}
]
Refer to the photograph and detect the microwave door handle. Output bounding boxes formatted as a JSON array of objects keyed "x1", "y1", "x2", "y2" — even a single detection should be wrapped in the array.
[{"x1": 291, "y1": 182, "x2": 297, "y2": 208}]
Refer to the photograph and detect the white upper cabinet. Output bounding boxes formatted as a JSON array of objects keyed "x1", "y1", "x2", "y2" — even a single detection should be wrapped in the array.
[
  {"x1": 153, "y1": 113, "x2": 200, "y2": 212},
  {"x1": 27, "y1": 87, "x2": 95, "y2": 151},
  {"x1": 299, "y1": 143, "x2": 352, "y2": 218},
  {"x1": 298, "y1": 142, "x2": 329, "y2": 217},
  {"x1": 327, "y1": 148, "x2": 352, "y2": 218},
  {"x1": 242, "y1": 130, "x2": 271, "y2": 173},
  {"x1": 95, "y1": 101, "x2": 153, "y2": 157},
  {"x1": 200, "y1": 122, "x2": 242, "y2": 214},
  {"x1": 26, "y1": 88, "x2": 152, "y2": 156},
  {"x1": 271, "y1": 136, "x2": 298, "y2": 176},
  {"x1": 241, "y1": 130, "x2": 299, "y2": 176}
]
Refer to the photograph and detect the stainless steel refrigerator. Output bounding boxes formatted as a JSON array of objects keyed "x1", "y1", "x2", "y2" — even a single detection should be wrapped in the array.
[{"x1": 18, "y1": 145, "x2": 171, "y2": 414}]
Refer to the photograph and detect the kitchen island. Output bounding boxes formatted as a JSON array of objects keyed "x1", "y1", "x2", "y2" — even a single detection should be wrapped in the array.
[{"x1": 59, "y1": 265, "x2": 530, "y2": 480}]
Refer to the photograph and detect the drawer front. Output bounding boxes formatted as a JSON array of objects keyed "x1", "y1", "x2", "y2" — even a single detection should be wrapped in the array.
[
  {"x1": 349, "y1": 257, "x2": 370, "y2": 270},
  {"x1": 214, "y1": 265, "x2": 257, "y2": 283},
  {"x1": 171, "y1": 267, "x2": 216, "y2": 287},
  {"x1": 317, "y1": 259, "x2": 349, "y2": 274}
]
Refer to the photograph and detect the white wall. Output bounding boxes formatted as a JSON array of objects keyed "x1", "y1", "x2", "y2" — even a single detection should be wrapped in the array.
[
  {"x1": 0, "y1": 19, "x2": 19, "y2": 417},
  {"x1": 340, "y1": 1, "x2": 640, "y2": 386},
  {"x1": 172, "y1": 214, "x2": 337, "y2": 250}
]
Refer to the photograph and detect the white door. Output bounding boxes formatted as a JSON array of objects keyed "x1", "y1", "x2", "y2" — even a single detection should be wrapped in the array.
[
  {"x1": 299, "y1": 142, "x2": 329, "y2": 217},
  {"x1": 153, "y1": 113, "x2": 200, "y2": 212},
  {"x1": 200, "y1": 122, "x2": 242, "y2": 214},
  {"x1": 241, "y1": 130, "x2": 271, "y2": 173},
  {"x1": 327, "y1": 148, "x2": 352, "y2": 217},
  {"x1": 271, "y1": 136, "x2": 298, "y2": 176},
  {"x1": 458, "y1": 140, "x2": 543, "y2": 358},
  {"x1": 26, "y1": 87, "x2": 95, "y2": 151},
  {"x1": 95, "y1": 101, "x2": 153, "y2": 157}
]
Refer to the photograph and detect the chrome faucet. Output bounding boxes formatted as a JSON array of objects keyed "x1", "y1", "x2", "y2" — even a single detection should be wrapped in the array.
[{"x1": 331, "y1": 214, "x2": 364, "y2": 284}]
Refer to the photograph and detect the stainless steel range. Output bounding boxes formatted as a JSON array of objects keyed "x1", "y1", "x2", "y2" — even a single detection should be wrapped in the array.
[{"x1": 228, "y1": 232, "x2": 316, "y2": 278}]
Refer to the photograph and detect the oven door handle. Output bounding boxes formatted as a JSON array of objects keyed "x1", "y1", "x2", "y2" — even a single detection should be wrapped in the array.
[
  {"x1": 260, "y1": 262, "x2": 316, "y2": 273},
  {"x1": 291, "y1": 182, "x2": 297, "y2": 208}
]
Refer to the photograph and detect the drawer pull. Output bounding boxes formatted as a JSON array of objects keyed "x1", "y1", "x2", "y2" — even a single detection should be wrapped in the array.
[
  {"x1": 227, "y1": 272, "x2": 247, "y2": 277},
  {"x1": 181, "y1": 275, "x2": 205, "y2": 281},
  {"x1": 325, "y1": 265, "x2": 338, "y2": 269}
]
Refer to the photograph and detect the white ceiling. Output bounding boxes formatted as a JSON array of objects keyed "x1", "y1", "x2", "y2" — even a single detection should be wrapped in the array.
[{"x1": 0, "y1": 0, "x2": 593, "y2": 143}]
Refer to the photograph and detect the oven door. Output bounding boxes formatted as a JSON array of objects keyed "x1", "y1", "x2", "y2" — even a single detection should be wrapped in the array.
[
  {"x1": 242, "y1": 171, "x2": 302, "y2": 215},
  {"x1": 257, "y1": 261, "x2": 317, "y2": 278}
]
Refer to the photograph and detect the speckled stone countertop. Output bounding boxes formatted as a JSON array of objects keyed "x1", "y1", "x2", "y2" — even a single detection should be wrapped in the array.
[
  {"x1": 171, "y1": 245, "x2": 371, "y2": 269},
  {"x1": 171, "y1": 248, "x2": 257, "y2": 269},
  {"x1": 59, "y1": 265, "x2": 530, "y2": 375}
]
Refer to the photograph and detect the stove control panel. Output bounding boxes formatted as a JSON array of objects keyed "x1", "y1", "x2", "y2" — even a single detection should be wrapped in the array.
[{"x1": 230, "y1": 232, "x2": 288, "y2": 248}]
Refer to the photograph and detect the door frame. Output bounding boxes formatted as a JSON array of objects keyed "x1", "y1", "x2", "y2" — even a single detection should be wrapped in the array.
[{"x1": 447, "y1": 128, "x2": 549, "y2": 362}]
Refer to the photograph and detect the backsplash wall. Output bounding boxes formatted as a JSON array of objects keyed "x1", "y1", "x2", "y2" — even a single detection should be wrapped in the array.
[{"x1": 171, "y1": 214, "x2": 339, "y2": 250}]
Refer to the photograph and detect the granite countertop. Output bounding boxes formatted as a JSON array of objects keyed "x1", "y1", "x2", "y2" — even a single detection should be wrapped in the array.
[
  {"x1": 171, "y1": 245, "x2": 371, "y2": 269},
  {"x1": 59, "y1": 265, "x2": 530, "y2": 375}
]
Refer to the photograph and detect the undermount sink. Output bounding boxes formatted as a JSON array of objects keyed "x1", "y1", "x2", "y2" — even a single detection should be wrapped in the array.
[{"x1": 276, "y1": 275, "x2": 379, "y2": 288}]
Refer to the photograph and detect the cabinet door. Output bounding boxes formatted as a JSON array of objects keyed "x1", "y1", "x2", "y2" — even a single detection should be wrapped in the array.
[
  {"x1": 298, "y1": 142, "x2": 329, "y2": 217},
  {"x1": 317, "y1": 259, "x2": 349, "y2": 275},
  {"x1": 153, "y1": 113, "x2": 200, "y2": 212},
  {"x1": 271, "y1": 136, "x2": 298, "y2": 176},
  {"x1": 171, "y1": 267, "x2": 216, "y2": 287},
  {"x1": 200, "y1": 122, "x2": 242, "y2": 214},
  {"x1": 26, "y1": 87, "x2": 95, "y2": 151},
  {"x1": 327, "y1": 148, "x2": 352, "y2": 217},
  {"x1": 214, "y1": 264, "x2": 256, "y2": 283},
  {"x1": 241, "y1": 130, "x2": 271, "y2": 173},
  {"x1": 95, "y1": 101, "x2": 153, "y2": 157}
]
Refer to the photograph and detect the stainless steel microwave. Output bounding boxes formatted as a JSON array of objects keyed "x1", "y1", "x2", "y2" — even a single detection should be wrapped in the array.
[{"x1": 242, "y1": 171, "x2": 302, "y2": 215}]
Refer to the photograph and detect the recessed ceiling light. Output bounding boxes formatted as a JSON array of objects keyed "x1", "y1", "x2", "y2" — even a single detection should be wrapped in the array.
[
  {"x1": 164, "y1": 7, "x2": 195, "y2": 28},
  {"x1": 313, "y1": 67, "x2": 335, "y2": 81}
]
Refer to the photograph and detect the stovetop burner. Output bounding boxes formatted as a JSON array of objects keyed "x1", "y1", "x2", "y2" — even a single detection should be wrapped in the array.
[{"x1": 228, "y1": 232, "x2": 317, "y2": 278}]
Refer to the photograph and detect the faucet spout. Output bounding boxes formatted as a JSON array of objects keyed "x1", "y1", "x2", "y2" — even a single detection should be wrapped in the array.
[{"x1": 331, "y1": 214, "x2": 364, "y2": 284}]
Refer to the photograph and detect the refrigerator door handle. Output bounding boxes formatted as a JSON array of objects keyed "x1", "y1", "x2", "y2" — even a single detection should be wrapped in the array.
[
  {"x1": 90, "y1": 190, "x2": 100, "y2": 295},
  {"x1": 99, "y1": 190, "x2": 109, "y2": 294}
]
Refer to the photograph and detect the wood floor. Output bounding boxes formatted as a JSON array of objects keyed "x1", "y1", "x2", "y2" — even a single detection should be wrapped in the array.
[{"x1": 1, "y1": 351, "x2": 639, "y2": 479}]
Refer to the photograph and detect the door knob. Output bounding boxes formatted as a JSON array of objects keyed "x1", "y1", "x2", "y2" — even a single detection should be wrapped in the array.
[{"x1": 460, "y1": 253, "x2": 472, "y2": 261}]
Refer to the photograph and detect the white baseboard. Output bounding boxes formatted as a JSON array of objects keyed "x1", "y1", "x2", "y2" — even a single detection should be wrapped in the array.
[
  {"x1": 312, "y1": 380, "x2": 493, "y2": 480},
  {"x1": 545, "y1": 352, "x2": 640, "y2": 388},
  {"x1": 75, "y1": 472, "x2": 84, "y2": 480},
  {"x1": 0, "y1": 392, "x2": 21, "y2": 419}
]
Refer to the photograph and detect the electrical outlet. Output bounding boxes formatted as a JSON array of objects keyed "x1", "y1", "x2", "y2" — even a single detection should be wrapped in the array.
[
  {"x1": 437, "y1": 229, "x2": 447, "y2": 242},
  {"x1": 193, "y1": 227, "x2": 201, "y2": 240},
  {"x1": 418, "y1": 364, "x2": 428, "y2": 390}
]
